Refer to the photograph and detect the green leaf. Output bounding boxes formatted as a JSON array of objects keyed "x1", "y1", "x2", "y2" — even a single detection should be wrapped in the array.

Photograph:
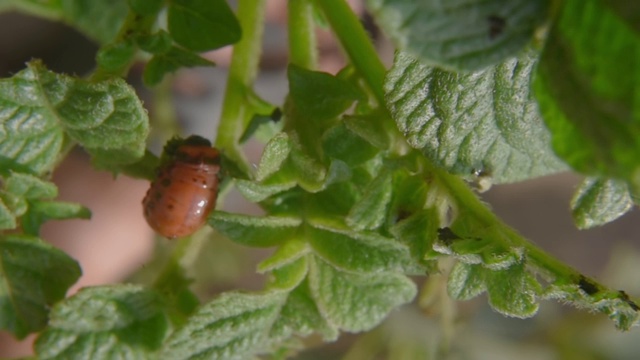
[
  {"x1": 61, "y1": 0, "x2": 129, "y2": 43},
  {"x1": 143, "y1": 46, "x2": 215, "y2": 86},
  {"x1": 287, "y1": 139, "x2": 327, "y2": 192},
  {"x1": 447, "y1": 262, "x2": 487, "y2": 301},
  {"x1": 167, "y1": 0, "x2": 241, "y2": 52},
  {"x1": 235, "y1": 178, "x2": 296, "y2": 203},
  {"x1": 256, "y1": 132, "x2": 291, "y2": 182},
  {"x1": 571, "y1": 177, "x2": 633, "y2": 229},
  {"x1": 346, "y1": 170, "x2": 392, "y2": 231},
  {"x1": 258, "y1": 238, "x2": 310, "y2": 273},
  {"x1": 389, "y1": 209, "x2": 438, "y2": 267},
  {"x1": 485, "y1": 262, "x2": 540, "y2": 318},
  {"x1": 307, "y1": 222, "x2": 414, "y2": 273},
  {"x1": 606, "y1": 1, "x2": 640, "y2": 34},
  {"x1": 0, "y1": 0, "x2": 64, "y2": 18},
  {"x1": 128, "y1": 0, "x2": 164, "y2": 15},
  {"x1": 322, "y1": 122, "x2": 379, "y2": 166},
  {"x1": 308, "y1": 257, "x2": 416, "y2": 332},
  {"x1": 288, "y1": 64, "x2": 364, "y2": 121},
  {"x1": 96, "y1": 39, "x2": 137, "y2": 73},
  {"x1": 34, "y1": 285, "x2": 169, "y2": 359},
  {"x1": 269, "y1": 283, "x2": 338, "y2": 343},
  {"x1": 385, "y1": 50, "x2": 567, "y2": 183},
  {"x1": 366, "y1": 0, "x2": 549, "y2": 71},
  {"x1": 0, "y1": 235, "x2": 81, "y2": 339},
  {"x1": 268, "y1": 256, "x2": 309, "y2": 291},
  {"x1": 0, "y1": 198, "x2": 15, "y2": 229},
  {"x1": 161, "y1": 291, "x2": 287, "y2": 359},
  {"x1": 534, "y1": 0, "x2": 640, "y2": 182},
  {"x1": 22, "y1": 200, "x2": 91, "y2": 235},
  {"x1": 0, "y1": 61, "x2": 149, "y2": 173},
  {"x1": 343, "y1": 114, "x2": 391, "y2": 150},
  {"x1": 136, "y1": 30, "x2": 174, "y2": 54},
  {"x1": 209, "y1": 211, "x2": 302, "y2": 247},
  {"x1": 4, "y1": 172, "x2": 57, "y2": 199}
]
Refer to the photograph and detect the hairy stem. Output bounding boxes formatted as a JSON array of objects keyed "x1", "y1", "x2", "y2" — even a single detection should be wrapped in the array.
[
  {"x1": 215, "y1": 0, "x2": 267, "y2": 172},
  {"x1": 288, "y1": 0, "x2": 318, "y2": 69},
  {"x1": 316, "y1": 0, "x2": 386, "y2": 104}
]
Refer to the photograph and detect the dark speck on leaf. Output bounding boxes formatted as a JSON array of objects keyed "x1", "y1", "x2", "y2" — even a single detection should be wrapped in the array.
[
  {"x1": 487, "y1": 15, "x2": 506, "y2": 39},
  {"x1": 438, "y1": 227, "x2": 460, "y2": 245}
]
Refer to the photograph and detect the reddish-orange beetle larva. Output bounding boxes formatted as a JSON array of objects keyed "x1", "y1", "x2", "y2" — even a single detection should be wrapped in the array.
[{"x1": 143, "y1": 136, "x2": 221, "y2": 239}]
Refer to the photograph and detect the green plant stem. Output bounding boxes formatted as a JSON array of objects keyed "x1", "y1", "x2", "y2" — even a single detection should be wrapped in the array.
[
  {"x1": 316, "y1": 0, "x2": 386, "y2": 104},
  {"x1": 215, "y1": 0, "x2": 267, "y2": 172},
  {"x1": 288, "y1": 0, "x2": 318, "y2": 69}
]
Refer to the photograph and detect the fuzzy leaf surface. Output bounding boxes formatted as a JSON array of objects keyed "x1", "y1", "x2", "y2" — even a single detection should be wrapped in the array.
[
  {"x1": 0, "y1": 235, "x2": 81, "y2": 339},
  {"x1": 161, "y1": 291, "x2": 286, "y2": 359},
  {"x1": 35, "y1": 285, "x2": 169, "y2": 359},
  {"x1": 534, "y1": 0, "x2": 640, "y2": 182},
  {"x1": 308, "y1": 257, "x2": 416, "y2": 332},
  {"x1": 209, "y1": 211, "x2": 302, "y2": 247},
  {"x1": 367, "y1": 0, "x2": 548, "y2": 71},
  {"x1": 571, "y1": 177, "x2": 633, "y2": 229},
  {"x1": 0, "y1": 61, "x2": 149, "y2": 173},
  {"x1": 385, "y1": 50, "x2": 566, "y2": 183}
]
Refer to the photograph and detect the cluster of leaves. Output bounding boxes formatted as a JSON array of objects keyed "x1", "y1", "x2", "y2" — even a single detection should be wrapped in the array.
[{"x1": 1, "y1": 0, "x2": 640, "y2": 358}]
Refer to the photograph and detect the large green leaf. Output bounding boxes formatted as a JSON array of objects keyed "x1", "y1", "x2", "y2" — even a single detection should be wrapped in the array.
[
  {"x1": 0, "y1": 235, "x2": 81, "y2": 339},
  {"x1": 35, "y1": 285, "x2": 169, "y2": 359},
  {"x1": 367, "y1": 0, "x2": 549, "y2": 71},
  {"x1": 308, "y1": 257, "x2": 416, "y2": 332},
  {"x1": 161, "y1": 291, "x2": 287, "y2": 359},
  {"x1": 534, "y1": 0, "x2": 640, "y2": 183},
  {"x1": 0, "y1": 61, "x2": 149, "y2": 173},
  {"x1": 385, "y1": 50, "x2": 566, "y2": 183}
]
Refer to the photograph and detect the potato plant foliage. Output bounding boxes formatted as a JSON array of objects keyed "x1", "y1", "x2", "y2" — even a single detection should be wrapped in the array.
[{"x1": 0, "y1": 0, "x2": 639, "y2": 358}]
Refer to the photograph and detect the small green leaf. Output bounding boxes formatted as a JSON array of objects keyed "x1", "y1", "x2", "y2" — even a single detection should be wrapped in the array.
[
  {"x1": 256, "y1": 132, "x2": 291, "y2": 182},
  {"x1": 168, "y1": 0, "x2": 241, "y2": 52},
  {"x1": 447, "y1": 262, "x2": 487, "y2": 301},
  {"x1": 258, "y1": 238, "x2": 310, "y2": 273},
  {"x1": 128, "y1": 0, "x2": 164, "y2": 15},
  {"x1": 322, "y1": 122, "x2": 379, "y2": 166},
  {"x1": 0, "y1": 235, "x2": 81, "y2": 339},
  {"x1": 343, "y1": 114, "x2": 391, "y2": 150},
  {"x1": 35, "y1": 285, "x2": 169, "y2": 359},
  {"x1": 209, "y1": 211, "x2": 301, "y2": 247},
  {"x1": 144, "y1": 46, "x2": 215, "y2": 86},
  {"x1": 485, "y1": 262, "x2": 540, "y2": 318},
  {"x1": 235, "y1": 178, "x2": 296, "y2": 203},
  {"x1": 288, "y1": 64, "x2": 364, "y2": 121},
  {"x1": 346, "y1": 170, "x2": 392, "y2": 231},
  {"x1": 61, "y1": 0, "x2": 129, "y2": 43},
  {"x1": 385, "y1": 50, "x2": 567, "y2": 183},
  {"x1": 0, "y1": 198, "x2": 15, "y2": 229},
  {"x1": 534, "y1": 0, "x2": 640, "y2": 182},
  {"x1": 4, "y1": 172, "x2": 57, "y2": 199},
  {"x1": 307, "y1": 222, "x2": 414, "y2": 273},
  {"x1": 308, "y1": 257, "x2": 416, "y2": 332},
  {"x1": 136, "y1": 30, "x2": 174, "y2": 54},
  {"x1": 287, "y1": 141, "x2": 327, "y2": 192},
  {"x1": 268, "y1": 256, "x2": 309, "y2": 291},
  {"x1": 571, "y1": 177, "x2": 633, "y2": 229},
  {"x1": 389, "y1": 209, "x2": 438, "y2": 267},
  {"x1": 22, "y1": 200, "x2": 91, "y2": 235},
  {"x1": 96, "y1": 39, "x2": 137, "y2": 73},
  {"x1": 161, "y1": 291, "x2": 287, "y2": 359},
  {"x1": 366, "y1": 0, "x2": 549, "y2": 71}
]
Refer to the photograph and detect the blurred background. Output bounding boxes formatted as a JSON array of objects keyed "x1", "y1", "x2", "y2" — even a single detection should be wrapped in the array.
[{"x1": 1, "y1": 1, "x2": 640, "y2": 358}]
